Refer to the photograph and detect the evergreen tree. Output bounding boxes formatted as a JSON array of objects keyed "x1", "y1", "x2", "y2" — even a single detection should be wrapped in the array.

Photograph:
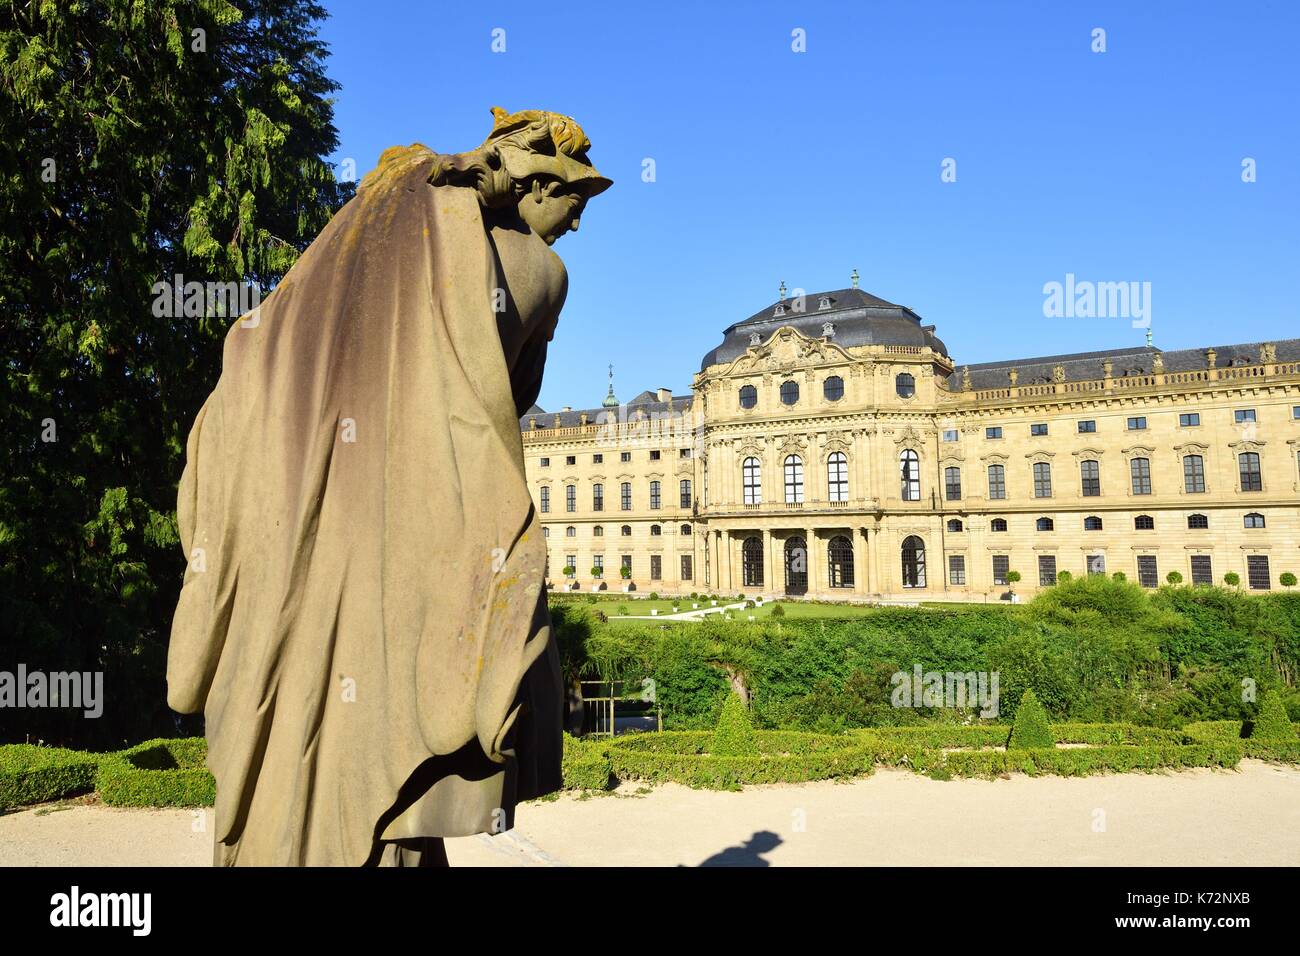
[{"x1": 1, "y1": 0, "x2": 353, "y2": 745}]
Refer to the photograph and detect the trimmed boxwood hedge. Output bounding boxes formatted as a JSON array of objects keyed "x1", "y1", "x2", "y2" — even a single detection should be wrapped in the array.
[
  {"x1": 561, "y1": 733, "x2": 613, "y2": 791},
  {"x1": 1183, "y1": 719, "x2": 1300, "y2": 762},
  {"x1": 95, "y1": 738, "x2": 215, "y2": 808},
  {"x1": 0, "y1": 744, "x2": 100, "y2": 811},
  {"x1": 909, "y1": 742, "x2": 1243, "y2": 778},
  {"x1": 608, "y1": 730, "x2": 877, "y2": 789}
]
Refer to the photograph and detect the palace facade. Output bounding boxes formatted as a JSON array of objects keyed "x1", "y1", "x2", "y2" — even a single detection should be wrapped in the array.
[{"x1": 521, "y1": 285, "x2": 1300, "y2": 603}]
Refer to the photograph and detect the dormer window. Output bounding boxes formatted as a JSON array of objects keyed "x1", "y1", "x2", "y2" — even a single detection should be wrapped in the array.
[
  {"x1": 822, "y1": 322, "x2": 835, "y2": 337},
  {"x1": 818, "y1": 296, "x2": 831, "y2": 311},
  {"x1": 774, "y1": 303, "x2": 785, "y2": 317}
]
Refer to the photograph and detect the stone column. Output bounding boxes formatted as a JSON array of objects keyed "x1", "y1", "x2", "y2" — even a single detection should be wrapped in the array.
[
  {"x1": 764, "y1": 527, "x2": 777, "y2": 597},
  {"x1": 805, "y1": 527, "x2": 817, "y2": 596}
]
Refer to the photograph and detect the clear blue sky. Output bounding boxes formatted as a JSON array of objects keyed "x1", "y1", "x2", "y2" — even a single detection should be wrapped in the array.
[{"x1": 318, "y1": 0, "x2": 1298, "y2": 411}]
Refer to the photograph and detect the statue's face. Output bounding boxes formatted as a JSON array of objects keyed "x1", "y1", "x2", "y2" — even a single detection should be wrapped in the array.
[{"x1": 517, "y1": 178, "x2": 589, "y2": 245}]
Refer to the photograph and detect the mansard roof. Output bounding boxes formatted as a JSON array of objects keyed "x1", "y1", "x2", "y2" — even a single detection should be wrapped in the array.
[
  {"x1": 519, "y1": 393, "x2": 693, "y2": 431},
  {"x1": 699, "y1": 287, "x2": 949, "y2": 371}
]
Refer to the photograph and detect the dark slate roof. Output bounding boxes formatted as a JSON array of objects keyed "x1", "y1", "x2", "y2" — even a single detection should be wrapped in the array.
[
  {"x1": 699, "y1": 288, "x2": 948, "y2": 371},
  {"x1": 520, "y1": 393, "x2": 693, "y2": 430},
  {"x1": 947, "y1": 339, "x2": 1300, "y2": 390}
]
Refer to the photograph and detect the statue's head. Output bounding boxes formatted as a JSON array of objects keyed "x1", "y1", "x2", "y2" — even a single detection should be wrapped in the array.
[{"x1": 429, "y1": 106, "x2": 612, "y2": 245}]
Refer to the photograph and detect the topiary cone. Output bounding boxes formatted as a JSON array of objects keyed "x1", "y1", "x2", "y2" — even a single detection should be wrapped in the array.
[
  {"x1": 710, "y1": 692, "x2": 758, "y2": 756},
  {"x1": 1007, "y1": 689, "x2": 1056, "y2": 750},
  {"x1": 1250, "y1": 690, "x2": 1295, "y2": 742}
]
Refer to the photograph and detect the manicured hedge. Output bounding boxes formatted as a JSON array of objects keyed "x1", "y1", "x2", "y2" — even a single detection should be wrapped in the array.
[
  {"x1": 1183, "y1": 719, "x2": 1300, "y2": 762},
  {"x1": 608, "y1": 730, "x2": 877, "y2": 789},
  {"x1": 561, "y1": 733, "x2": 613, "y2": 791},
  {"x1": 0, "y1": 744, "x2": 100, "y2": 811},
  {"x1": 95, "y1": 738, "x2": 215, "y2": 808},
  {"x1": 909, "y1": 742, "x2": 1243, "y2": 778},
  {"x1": 1007, "y1": 690, "x2": 1055, "y2": 750}
]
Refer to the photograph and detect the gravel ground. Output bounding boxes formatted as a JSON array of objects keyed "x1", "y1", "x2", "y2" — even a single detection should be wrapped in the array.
[{"x1": 2, "y1": 760, "x2": 1296, "y2": 867}]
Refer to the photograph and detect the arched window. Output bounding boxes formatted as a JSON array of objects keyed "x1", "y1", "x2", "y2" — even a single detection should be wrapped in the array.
[
  {"x1": 827, "y1": 452, "x2": 848, "y2": 502},
  {"x1": 987, "y1": 464, "x2": 1006, "y2": 500},
  {"x1": 742, "y1": 536, "x2": 764, "y2": 587},
  {"x1": 827, "y1": 535, "x2": 854, "y2": 588},
  {"x1": 1084, "y1": 515, "x2": 1103, "y2": 531},
  {"x1": 542, "y1": 527, "x2": 549, "y2": 538},
  {"x1": 900, "y1": 449, "x2": 920, "y2": 501},
  {"x1": 990, "y1": 518, "x2": 1008, "y2": 532},
  {"x1": 1238, "y1": 452, "x2": 1262, "y2": 491},
  {"x1": 649, "y1": 524, "x2": 661, "y2": 536},
  {"x1": 780, "y1": 380, "x2": 799, "y2": 405},
  {"x1": 649, "y1": 480, "x2": 661, "y2": 509},
  {"x1": 539, "y1": 486, "x2": 550, "y2": 513},
  {"x1": 823, "y1": 375, "x2": 844, "y2": 402},
  {"x1": 1036, "y1": 517, "x2": 1054, "y2": 531},
  {"x1": 679, "y1": 479, "x2": 692, "y2": 508},
  {"x1": 1134, "y1": 514, "x2": 1154, "y2": 530},
  {"x1": 593, "y1": 525, "x2": 603, "y2": 537},
  {"x1": 679, "y1": 524, "x2": 691, "y2": 536},
  {"x1": 784, "y1": 537, "x2": 808, "y2": 594},
  {"x1": 738, "y1": 384, "x2": 758, "y2": 409},
  {"x1": 565, "y1": 526, "x2": 576, "y2": 537},
  {"x1": 1187, "y1": 513, "x2": 1208, "y2": 529},
  {"x1": 1183, "y1": 455, "x2": 1205, "y2": 493},
  {"x1": 947, "y1": 518, "x2": 964, "y2": 532},
  {"x1": 742, "y1": 457, "x2": 761, "y2": 505},
  {"x1": 1080, "y1": 460, "x2": 1100, "y2": 496},
  {"x1": 620, "y1": 525, "x2": 631, "y2": 536},
  {"x1": 895, "y1": 372, "x2": 915, "y2": 398},
  {"x1": 784, "y1": 455, "x2": 804, "y2": 504},
  {"x1": 1244, "y1": 512, "x2": 1266, "y2": 529},
  {"x1": 1033, "y1": 461, "x2": 1052, "y2": 498},
  {"x1": 901, "y1": 535, "x2": 926, "y2": 588},
  {"x1": 1130, "y1": 458, "x2": 1152, "y2": 495},
  {"x1": 944, "y1": 466, "x2": 962, "y2": 501}
]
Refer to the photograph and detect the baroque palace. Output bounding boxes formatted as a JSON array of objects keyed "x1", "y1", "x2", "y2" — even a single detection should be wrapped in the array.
[{"x1": 521, "y1": 282, "x2": 1300, "y2": 603}]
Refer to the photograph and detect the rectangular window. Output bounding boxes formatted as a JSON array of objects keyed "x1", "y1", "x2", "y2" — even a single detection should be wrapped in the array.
[
  {"x1": 540, "y1": 457, "x2": 550, "y2": 467},
  {"x1": 680, "y1": 448, "x2": 692, "y2": 459},
  {"x1": 992, "y1": 555, "x2": 1009, "y2": 586},
  {"x1": 1033, "y1": 461, "x2": 1052, "y2": 498},
  {"x1": 566, "y1": 455, "x2": 576, "y2": 466},
  {"x1": 1293, "y1": 406, "x2": 1300, "y2": 420},
  {"x1": 540, "y1": 487, "x2": 550, "y2": 513},
  {"x1": 1246, "y1": 555, "x2": 1270, "y2": 590},
  {"x1": 942, "y1": 429, "x2": 959, "y2": 442},
  {"x1": 987, "y1": 464, "x2": 1006, "y2": 500},
  {"x1": 649, "y1": 450, "x2": 661, "y2": 461},
  {"x1": 650, "y1": 555, "x2": 662, "y2": 580},
  {"x1": 1183, "y1": 455, "x2": 1205, "y2": 493},
  {"x1": 564, "y1": 555, "x2": 576, "y2": 578},
  {"x1": 592, "y1": 484, "x2": 604, "y2": 511},
  {"x1": 1130, "y1": 458, "x2": 1152, "y2": 495},
  {"x1": 944, "y1": 466, "x2": 962, "y2": 501},
  {"x1": 679, "y1": 479, "x2": 692, "y2": 509},
  {"x1": 592, "y1": 555, "x2": 603, "y2": 577},
  {"x1": 1038, "y1": 555, "x2": 1057, "y2": 587},
  {"x1": 1179, "y1": 413, "x2": 1200, "y2": 427},
  {"x1": 1031, "y1": 423, "x2": 1048, "y2": 436},
  {"x1": 620, "y1": 482, "x2": 631, "y2": 510},
  {"x1": 1127, "y1": 417, "x2": 1147, "y2": 431},
  {"x1": 986, "y1": 427, "x2": 1003, "y2": 440},
  {"x1": 1087, "y1": 554, "x2": 1106, "y2": 576},
  {"x1": 593, "y1": 454, "x2": 603, "y2": 464},
  {"x1": 621, "y1": 554, "x2": 632, "y2": 573},
  {"x1": 681, "y1": 555, "x2": 693, "y2": 581},
  {"x1": 1234, "y1": 409, "x2": 1256, "y2": 424},
  {"x1": 565, "y1": 485, "x2": 576, "y2": 512},
  {"x1": 1080, "y1": 460, "x2": 1100, "y2": 497},
  {"x1": 649, "y1": 481, "x2": 661, "y2": 510},
  {"x1": 1077, "y1": 420, "x2": 1096, "y2": 433},
  {"x1": 620, "y1": 452, "x2": 631, "y2": 463},
  {"x1": 1137, "y1": 555, "x2": 1159, "y2": 588},
  {"x1": 948, "y1": 555, "x2": 966, "y2": 585},
  {"x1": 1190, "y1": 554, "x2": 1213, "y2": 585}
]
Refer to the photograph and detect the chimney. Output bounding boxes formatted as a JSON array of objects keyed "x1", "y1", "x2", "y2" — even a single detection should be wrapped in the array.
[{"x1": 656, "y1": 387, "x2": 672, "y2": 403}]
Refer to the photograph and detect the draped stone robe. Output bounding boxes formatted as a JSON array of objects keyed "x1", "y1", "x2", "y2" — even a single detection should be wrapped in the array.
[{"x1": 166, "y1": 145, "x2": 562, "y2": 866}]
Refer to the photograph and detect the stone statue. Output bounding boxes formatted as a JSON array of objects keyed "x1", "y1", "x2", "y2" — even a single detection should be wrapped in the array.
[{"x1": 166, "y1": 107, "x2": 610, "y2": 866}]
